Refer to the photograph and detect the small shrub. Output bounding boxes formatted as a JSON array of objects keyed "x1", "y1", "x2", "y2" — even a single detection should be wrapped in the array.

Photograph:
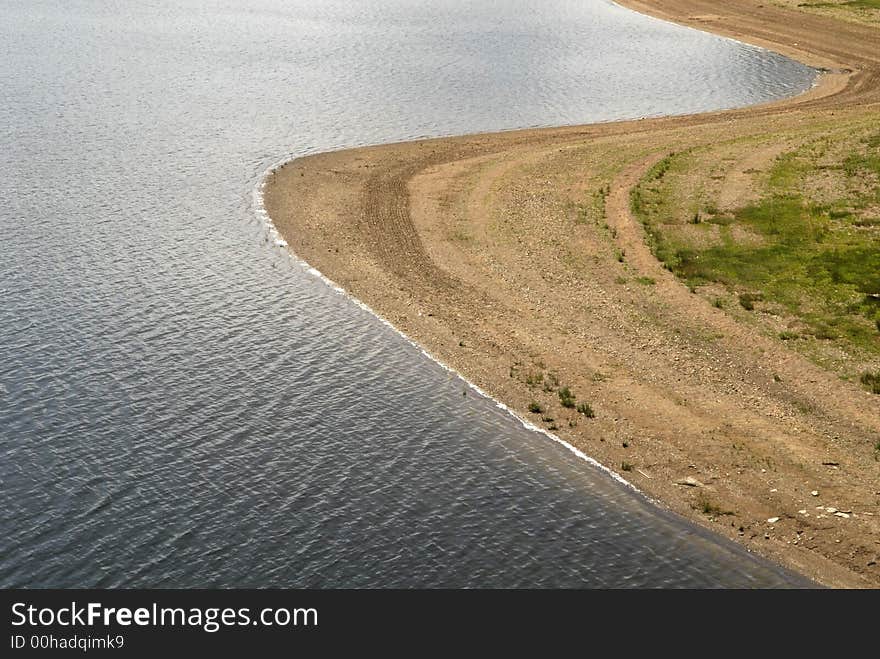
[
  {"x1": 576, "y1": 402, "x2": 596, "y2": 418},
  {"x1": 694, "y1": 492, "x2": 733, "y2": 516},
  {"x1": 558, "y1": 386, "x2": 576, "y2": 408},
  {"x1": 860, "y1": 371, "x2": 880, "y2": 394},
  {"x1": 635, "y1": 276, "x2": 656, "y2": 285},
  {"x1": 713, "y1": 298, "x2": 724, "y2": 309},
  {"x1": 528, "y1": 401, "x2": 543, "y2": 414},
  {"x1": 739, "y1": 292, "x2": 762, "y2": 311},
  {"x1": 779, "y1": 331, "x2": 800, "y2": 341},
  {"x1": 621, "y1": 461, "x2": 634, "y2": 472}
]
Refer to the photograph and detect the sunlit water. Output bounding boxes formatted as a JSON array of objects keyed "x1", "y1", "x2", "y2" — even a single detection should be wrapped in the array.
[{"x1": 0, "y1": 0, "x2": 817, "y2": 587}]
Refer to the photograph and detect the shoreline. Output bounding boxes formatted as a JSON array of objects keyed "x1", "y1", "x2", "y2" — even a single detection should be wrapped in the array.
[{"x1": 262, "y1": 0, "x2": 880, "y2": 587}]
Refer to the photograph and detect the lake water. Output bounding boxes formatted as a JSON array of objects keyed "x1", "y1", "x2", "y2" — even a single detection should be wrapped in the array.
[{"x1": 0, "y1": 0, "x2": 817, "y2": 587}]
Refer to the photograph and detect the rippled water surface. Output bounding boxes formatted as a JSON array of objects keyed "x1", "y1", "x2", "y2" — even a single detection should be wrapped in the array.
[{"x1": 0, "y1": 0, "x2": 817, "y2": 587}]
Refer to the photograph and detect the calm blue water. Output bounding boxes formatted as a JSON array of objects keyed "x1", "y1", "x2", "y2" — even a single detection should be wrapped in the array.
[{"x1": 0, "y1": 0, "x2": 817, "y2": 587}]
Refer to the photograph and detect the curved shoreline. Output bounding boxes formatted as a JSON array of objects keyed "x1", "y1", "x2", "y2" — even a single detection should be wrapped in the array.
[{"x1": 262, "y1": 0, "x2": 880, "y2": 587}]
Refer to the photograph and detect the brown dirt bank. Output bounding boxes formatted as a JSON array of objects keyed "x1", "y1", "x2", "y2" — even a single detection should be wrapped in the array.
[{"x1": 264, "y1": 0, "x2": 880, "y2": 587}]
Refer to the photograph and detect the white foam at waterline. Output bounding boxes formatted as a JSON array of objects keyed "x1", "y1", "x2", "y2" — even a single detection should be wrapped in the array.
[{"x1": 252, "y1": 159, "x2": 648, "y2": 499}]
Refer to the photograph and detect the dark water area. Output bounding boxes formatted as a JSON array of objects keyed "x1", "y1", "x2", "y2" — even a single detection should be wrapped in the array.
[{"x1": 0, "y1": 0, "x2": 817, "y2": 587}]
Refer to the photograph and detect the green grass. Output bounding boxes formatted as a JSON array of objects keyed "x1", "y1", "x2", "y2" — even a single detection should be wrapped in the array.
[
  {"x1": 799, "y1": 1, "x2": 880, "y2": 10},
  {"x1": 632, "y1": 126, "x2": 880, "y2": 359}
]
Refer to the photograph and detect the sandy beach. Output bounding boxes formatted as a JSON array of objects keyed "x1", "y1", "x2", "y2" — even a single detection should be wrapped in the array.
[{"x1": 264, "y1": 0, "x2": 880, "y2": 587}]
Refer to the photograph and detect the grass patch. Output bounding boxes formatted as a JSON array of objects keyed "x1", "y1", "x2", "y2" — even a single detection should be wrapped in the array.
[
  {"x1": 799, "y1": 1, "x2": 880, "y2": 11},
  {"x1": 631, "y1": 125, "x2": 880, "y2": 359},
  {"x1": 635, "y1": 276, "x2": 656, "y2": 285},
  {"x1": 576, "y1": 402, "x2": 596, "y2": 418}
]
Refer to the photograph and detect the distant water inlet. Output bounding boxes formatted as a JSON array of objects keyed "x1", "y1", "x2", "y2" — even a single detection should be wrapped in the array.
[{"x1": 0, "y1": 0, "x2": 816, "y2": 587}]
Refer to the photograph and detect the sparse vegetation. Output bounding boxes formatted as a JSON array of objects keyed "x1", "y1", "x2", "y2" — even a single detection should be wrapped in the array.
[
  {"x1": 620, "y1": 461, "x2": 634, "y2": 472},
  {"x1": 528, "y1": 401, "x2": 544, "y2": 414},
  {"x1": 576, "y1": 402, "x2": 596, "y2": 418},
  {"x1": 542, "y1": 372, "x2": 560, "y2": 393},
  {"x1": 558, "y1": 386, "x2": 576, "y2": 408},
  {"x1": 861, "y1": 370, "x2": 880, "y2": 394},
  {"x1": 694, "y1": 492, "x2": 734, "y2": 516},
  {"x1": 635, "y1": 276, "x2": 656, "y2": 285}
]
